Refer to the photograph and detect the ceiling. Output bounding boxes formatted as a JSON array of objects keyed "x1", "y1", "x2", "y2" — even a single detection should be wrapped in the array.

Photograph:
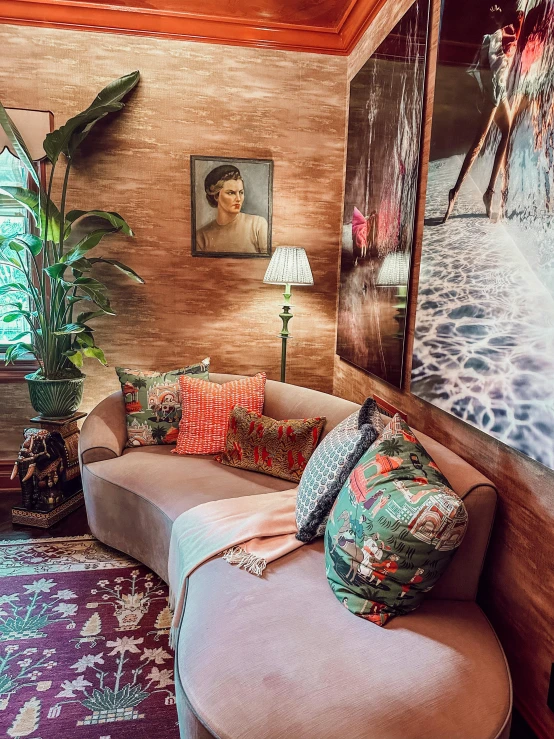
[{"x1": 0, "y1": 0, "x2": 387, "y2": 54}]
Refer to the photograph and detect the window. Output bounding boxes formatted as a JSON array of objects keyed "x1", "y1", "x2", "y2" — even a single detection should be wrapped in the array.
[{"x1": 0, "y1": 148, "x2": 37, "y2": 379}]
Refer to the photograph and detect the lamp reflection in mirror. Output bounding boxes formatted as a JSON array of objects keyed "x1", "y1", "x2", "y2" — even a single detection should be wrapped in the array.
[
  {"x1": 263, "y1": 247, "x2": 314, "y2": 383},
  {"x1": 376, "y1": 251, "x2": 410, "y2": 340}
]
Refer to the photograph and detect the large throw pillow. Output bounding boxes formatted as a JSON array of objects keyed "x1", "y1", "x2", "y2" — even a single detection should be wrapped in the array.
[
  {"x1": 174, "y1": 373, "x2": 267, "y2": 455},
  {"x1": 217, "y1": 406, "x2": 326, "y2": 483},
  {"x1": 295, "y1": 398, "x2": 385, "y2": 543},
  {"x1": 325, "y1": 414, "x2": 468, "y2": 626},
  {"x1": 116, "y1": 358, "x2": 210, "y2": 447}
]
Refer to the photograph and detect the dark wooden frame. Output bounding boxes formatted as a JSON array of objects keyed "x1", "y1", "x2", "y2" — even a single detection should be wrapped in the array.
[
  {"x1": 336, "y1": 0, "x2": 431, "y2": 389},
  {"x1": 190, "y1": 155, "x2": 273, "y2": 259}
]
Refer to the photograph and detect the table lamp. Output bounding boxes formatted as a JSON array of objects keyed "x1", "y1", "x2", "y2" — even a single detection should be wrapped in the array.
[
  {"x1": 375, "y1": 250, "x2": 410, "y2": 340},
  {"x1": 263, "y1": 247, "x2": 314, "y2": 383}
]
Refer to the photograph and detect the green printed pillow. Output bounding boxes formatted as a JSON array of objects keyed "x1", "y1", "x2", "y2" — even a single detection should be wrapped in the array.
[
  {"x1": 116, "y1": 358, "x2": 210, "y2": 447},
  {"x1": 325, "y1": 414, "x2": 468, "y2": 626}
]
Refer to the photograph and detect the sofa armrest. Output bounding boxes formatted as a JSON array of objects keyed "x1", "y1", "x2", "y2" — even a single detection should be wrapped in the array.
[{"x1": 79, "y1": 391, "x2": 127, "y2": 465}]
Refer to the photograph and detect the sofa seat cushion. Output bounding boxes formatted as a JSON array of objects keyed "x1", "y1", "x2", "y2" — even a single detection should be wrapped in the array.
[
  {"x1": 83, "y1": 445, "x2": 292, "y2": 581},
  {"x1": 177, "y1": 541, "x2": 511, "y2": 739},
  {"x1": 114, "y1": 445, "x2": 292, "y2": 515}
]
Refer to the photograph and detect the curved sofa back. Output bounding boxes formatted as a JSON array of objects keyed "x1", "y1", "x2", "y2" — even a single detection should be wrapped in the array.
[
  {"x1": 80, "y1": 374, "x2": 497, "y2": 601},
  {"x1": 210, "y1": 374, "x2": 497, "y2": 601},
  {"x1": 210, "y1": 373, "x2": 360, "y2": 440}
]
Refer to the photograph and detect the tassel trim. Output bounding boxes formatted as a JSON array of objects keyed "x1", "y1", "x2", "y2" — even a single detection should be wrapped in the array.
[
  {"x1": 222, "y1": 547, "x2": 267, "y2": 577},
  {"x1": 169, "y1": 624, "x2": 178, "y2": 650}
]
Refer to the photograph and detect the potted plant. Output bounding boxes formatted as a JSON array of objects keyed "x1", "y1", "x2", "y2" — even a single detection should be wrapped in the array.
[{"x1": 0, "y1": 72, "x2": 143, "y2": 418}]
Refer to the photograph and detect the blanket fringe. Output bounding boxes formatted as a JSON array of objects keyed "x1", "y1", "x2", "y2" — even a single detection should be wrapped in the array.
[
  {"x1": 169, "y1": 624, "x2": 177, "y2": 651},
  {"x1": 222, "y1": 547, "x2": 267, "y2": 577}
]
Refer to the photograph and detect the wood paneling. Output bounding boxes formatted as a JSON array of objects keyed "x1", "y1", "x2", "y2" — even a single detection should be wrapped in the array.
[
  {"x1": 336, "y1": 3, "x2": 554, "y2": 737},
  {"x1": 0, "y1": 460, "x2": 18, "y2": 492},
  {"x1": 0, "y1": 23, "x2": 348, "y2": 457},
  {"x1": 348, "y1": 0, "x2": 415, "y2": 79},
  {"x1": 0, "y1": 0, "x2": 387, "y2": 55},
  {"x1": 0, "y1": 381, "x2": 34, "y2": 457},
  {"x1": 0, "y1": 358, "x2": 38, "y2": 383}
]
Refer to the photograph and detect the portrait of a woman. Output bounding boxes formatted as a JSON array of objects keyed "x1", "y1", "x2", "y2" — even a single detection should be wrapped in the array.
[{"x1": 192, "y1": 161, "x2": 272, "y2": 256}]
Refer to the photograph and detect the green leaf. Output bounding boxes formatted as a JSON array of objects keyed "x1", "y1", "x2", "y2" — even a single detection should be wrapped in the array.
[
  {"x1": 43, "y1": 71, "x2": 140, "y2": 164},
  {"x1": 44, "y1": 263, "x2": 67, "y2": 279},
  {"x1": 10, "y1": 331, "x2": 31, "y2": 341},
  {"x1": 0, "y1": 102, "x2": 40, "y2": 186},
  {"x1": 53, "y1": 323, "x2": 87, "y2": 335},
  {"x1": 83, "y1": 346, "x2": 107, "y2": 365},
  {"x1": 66, "y1": 210, "x2": 134, "y2": 237},
  {"x1": 8, "y1": 234, "x2": 43, "y2": 257},
  {"x1": 69, "y1": 258, "x2": 92, "y2": 272},
  {"x1": 0, "y1": 186, "x2": 63, "y2": 242},
  {"x1": 89, "y1": 257, "x2": 144, "y2": 283},
  {"x1": 77, "y1": 331, "x2": 94, "y2": 347},
  {"x1": 64, "y1": 349, "x2": 83, "y2": 368},
  {"x1": 5, "y1": 342, "x2": 34, "y2": 365},
  {"x1": 61, "y1": 229, "x2": 116, "y2": 264},
  {"x1": 45, "y1": 256, "x2": 93, "y2": 280},
  {"x1": 75, "y1": 309, "x2": 108, "y2": 323},
  {"x1": 0, "y1": 282, "x2": 32, "y2": 297},
  {"x1": 61, "y1": 277, "x2": 115, "y2": 315},
  {"x1": 2, "y1": 312, "x2": 24, "y2": 322},
  {"x1": 0, "y1": 256, "x2": 21, "y2": 268},
  {"x1": 67, "y1": 295, "x2": 90, "y2": 306}
]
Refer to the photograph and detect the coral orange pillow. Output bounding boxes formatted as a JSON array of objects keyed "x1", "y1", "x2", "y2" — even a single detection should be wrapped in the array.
[{"x1": 173, "y1": 373, "x2": 267, "y2": 455}]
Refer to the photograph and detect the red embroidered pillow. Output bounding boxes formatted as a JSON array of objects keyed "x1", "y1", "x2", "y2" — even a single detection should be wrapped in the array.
[
  {"x1": 217, "y1": 406, "x2": 326, "y2": 483},
  {"x1": 174, "y1": 374, "x2": 266, "y2": 455}
]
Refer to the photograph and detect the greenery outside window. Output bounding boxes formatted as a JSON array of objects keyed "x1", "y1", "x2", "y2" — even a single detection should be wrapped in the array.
[{"x1": 0, "y1": 148, "x2": 38, "y2": 379}]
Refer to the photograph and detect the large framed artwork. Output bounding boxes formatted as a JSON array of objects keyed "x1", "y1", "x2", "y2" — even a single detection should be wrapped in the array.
[
  {"x1": 336, "y1": 0, "x2": 430, "y2": 387},
  {"x1": 412, "y1": 0, "x2": 554, "y2": 470},
  {"x1": 191, "y1": 155, "x2": 273, "y2": 258}
]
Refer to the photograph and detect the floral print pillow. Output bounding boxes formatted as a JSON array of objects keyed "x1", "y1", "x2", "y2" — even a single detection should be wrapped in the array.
[
  {"x1": 116, "y1": 359, "x2": 209, "y2": 447},
  {"x1": 325, "y1": 414, "x2": 468, "y2": 626}
]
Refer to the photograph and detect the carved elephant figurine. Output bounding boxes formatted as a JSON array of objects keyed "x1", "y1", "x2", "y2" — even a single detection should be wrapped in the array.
[{"x1": 11, "y1": 428, "x2": 67, "y2": 509}]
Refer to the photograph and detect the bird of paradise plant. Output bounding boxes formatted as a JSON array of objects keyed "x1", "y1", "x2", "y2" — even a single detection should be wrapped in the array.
[{"x1": 0, "y1": 71, "x2": 143, "y2": 386}]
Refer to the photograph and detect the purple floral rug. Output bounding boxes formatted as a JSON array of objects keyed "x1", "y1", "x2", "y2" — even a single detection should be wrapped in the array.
[{"x1": 0, "y1": 535, "x2": 179, "y2": 738}]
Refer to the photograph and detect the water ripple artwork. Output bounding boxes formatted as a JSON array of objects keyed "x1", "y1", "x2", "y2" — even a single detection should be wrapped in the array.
[{"x1": 413, "y1": 157, "x2": 554, "y2": 470}]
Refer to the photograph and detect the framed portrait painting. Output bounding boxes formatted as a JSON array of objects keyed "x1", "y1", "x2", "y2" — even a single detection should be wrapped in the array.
[{"x1": 191, "y1": 155, "x2": 273, "y2": 258}]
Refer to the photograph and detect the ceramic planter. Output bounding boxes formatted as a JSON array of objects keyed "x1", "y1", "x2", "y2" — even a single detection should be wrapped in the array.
[{"x1": 25, "y1": 374, "x2": 85, "y2": 419}]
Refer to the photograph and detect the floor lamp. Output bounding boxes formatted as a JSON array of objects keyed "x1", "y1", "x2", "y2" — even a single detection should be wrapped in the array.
[
  {"x1": 375, "y1": 250, "x2": 410, "y2": 340},
  {"x1": 263, "y1": 247, "x2": 314, "y2": 383}
]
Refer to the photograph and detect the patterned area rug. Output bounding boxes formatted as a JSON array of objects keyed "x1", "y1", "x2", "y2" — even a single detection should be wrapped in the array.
[{"x1": 0, "y1": 535, "x2": 179, "y2": 739}]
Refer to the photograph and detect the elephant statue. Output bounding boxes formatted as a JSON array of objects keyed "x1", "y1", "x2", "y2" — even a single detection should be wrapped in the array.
[{"x1": 11, "y1": 428, "x2": 67, "y2": 509}]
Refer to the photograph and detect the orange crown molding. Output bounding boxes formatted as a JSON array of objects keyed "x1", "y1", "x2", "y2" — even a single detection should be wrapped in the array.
[{"x1": 0, "y1": 0, "x2": 388, "y2": 55}]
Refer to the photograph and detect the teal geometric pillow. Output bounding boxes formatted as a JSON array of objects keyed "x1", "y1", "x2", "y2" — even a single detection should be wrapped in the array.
[
  {"x1": 325, "y1": 414, "x2": 468, "y2": 626},
  {"x1": 116, "y1": 358, "x2": 209, "y2": 447},
  {"x1": 295, "y1": 398, "x2": 384, "y2": 542}
]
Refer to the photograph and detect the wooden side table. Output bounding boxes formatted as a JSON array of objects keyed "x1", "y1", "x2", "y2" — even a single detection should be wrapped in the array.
[{"x1": 11, "y1": 412, "x2": 87, "y2": 529}]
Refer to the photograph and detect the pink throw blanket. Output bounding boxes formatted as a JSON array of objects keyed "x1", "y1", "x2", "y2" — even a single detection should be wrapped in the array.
[{"x1": 168, "y1": 487, "x2": 303, "y2": 647}]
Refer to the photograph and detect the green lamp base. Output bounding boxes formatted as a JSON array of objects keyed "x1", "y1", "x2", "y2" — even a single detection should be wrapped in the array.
[{"x1": 278, "y1": 283, "x2": 293, "y2": 383}]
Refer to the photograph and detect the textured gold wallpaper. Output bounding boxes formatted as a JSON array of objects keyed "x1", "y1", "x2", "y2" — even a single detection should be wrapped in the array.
[{"x1": 0, "y1": 25, "x2": 348, "y2": 456}]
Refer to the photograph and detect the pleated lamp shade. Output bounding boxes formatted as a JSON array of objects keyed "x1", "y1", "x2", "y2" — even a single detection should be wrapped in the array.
[
  {"x1": 263, "y1": 247, "x2": 314, "y2": 286},
  {"x1": 376, "y1": 250, "x2": 410, "y2": 286}
]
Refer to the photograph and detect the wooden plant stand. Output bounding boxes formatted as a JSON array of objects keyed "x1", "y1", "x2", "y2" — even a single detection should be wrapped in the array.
[{"x1": 11, "y1": 412, "x2": 86, "y2": 529}]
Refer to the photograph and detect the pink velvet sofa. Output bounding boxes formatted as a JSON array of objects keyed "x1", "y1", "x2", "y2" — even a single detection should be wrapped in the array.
[{"x1": 79, "y1": 374, "x2": 512, "y2": 739}]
